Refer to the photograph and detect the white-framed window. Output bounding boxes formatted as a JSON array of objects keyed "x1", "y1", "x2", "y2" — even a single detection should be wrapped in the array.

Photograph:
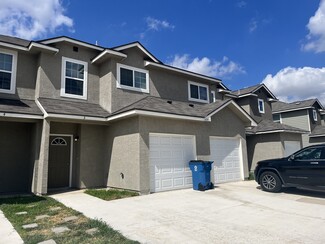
[
  {"x1": 211, "y1": 90, "x2": 216, "y2": 102},
  {"x1": 188, "y1": 81, "x2": 209, "y2": 103},
  {"x1": 313, "y1": 109, "x2": 318, "y2": 121},
  {"x1": 0, "y1": 48, "x2": 17, "y2": 94},
  {"x1": 61, "y1": 57, "x2": 88, "y2": 99},
  {"x1": 116, "y1": 63, "x2": 149, "y2": 93},
  {"x1": 273, "y1": 113, "x2": 281, "y2": 123},
  {"x1": 258, "y1": 98, "x2": 265, "y2": 113}
]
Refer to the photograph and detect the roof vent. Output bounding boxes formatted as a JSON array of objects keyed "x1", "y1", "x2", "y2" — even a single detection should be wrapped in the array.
[
  {"x1": 189, "y1": 104, "x2": 194, "y2": 107},
  {"x1": 167, "y1": 100, "x2": 172, "y2": 104},
  {"x1": 295, "y1": 102, "x2": 301, "y2": 105}
]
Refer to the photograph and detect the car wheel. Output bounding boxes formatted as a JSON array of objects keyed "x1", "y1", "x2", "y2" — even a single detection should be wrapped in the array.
[{"x1": 260, "y1": 171, "x2": 282, "y2": 193}]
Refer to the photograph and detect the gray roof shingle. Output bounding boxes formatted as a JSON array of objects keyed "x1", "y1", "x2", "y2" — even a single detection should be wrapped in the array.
[
  {"x1": 38, "y1": 98, "x2": 110, "y2": 118},
  {"x1": 230, "y1": 84, "x2": 261, "y2": 96},
  {"x1": 0, "y1": 34, "x2": 31, "y2": 47},
  {"x1": 272, "y1": 99, "x2": 323, "y2": 113},
  {"x1": 0, "y1": 98, "x2": 42, "y2": 115},
  {"x1": 112, "y1": 96, "x2": 232, "y2": 118},
  {"x1": 246, "y1": 119, "x2": 307, "y2": 134}
]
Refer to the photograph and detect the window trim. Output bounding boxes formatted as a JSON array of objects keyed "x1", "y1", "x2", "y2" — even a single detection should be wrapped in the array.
[
  {"x1": 258, "y1": 98, "x2": 265, "y2": 113},
  {"x1": 61, "y1": 57, "x2": 88, "y2": 100},
  {"x1": 116, "y1": 63, "x2": 149, "y2": 93},
  {"x1": 313, "y1": 109, "x2": 318, "y2": 121},
  {"x1": 0, "y1": 48, "x2": 17, "y2": 94},
  {"x1": 211, "y1": 90, "x2": 216, "y2": 102},
  {"x1": 188, "y1": 81, "x2": 209, "y2": 104},
  {"x1": 273, "y1": 113, "x2": 282, "y2": 123}
]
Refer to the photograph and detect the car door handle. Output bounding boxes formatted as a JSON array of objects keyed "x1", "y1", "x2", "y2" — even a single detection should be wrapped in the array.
[{"x1": 310, "y1": 162, "x2": 319, "y2": 165}]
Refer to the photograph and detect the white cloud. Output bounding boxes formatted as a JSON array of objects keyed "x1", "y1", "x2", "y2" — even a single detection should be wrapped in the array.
[
  {"x1": 146, "y1": 17, "x2": 175, "y2": 31},
  {"x1": 0, "y1": 0, "x2": 73, "y2": 40},
  {"x1": 249, "y1": 19, "x2": 258, "y2": 33},
  {"x1": 302, "y1": 0, "x2": 325, "y2": 53},
  {"x1": 262, "y1": 66, "x2": 325, "y2": 105},
  {"x1": 236, "y1": 1, "x2": 247, "y2": 8},
  {"x1": 168, "y1": 54, "x2": 245, "y2": 78}
]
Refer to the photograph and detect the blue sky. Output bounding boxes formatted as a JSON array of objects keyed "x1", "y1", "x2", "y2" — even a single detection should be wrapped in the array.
[{"x1": 0, "y1": 0, "x2": 325, "y2": 103}]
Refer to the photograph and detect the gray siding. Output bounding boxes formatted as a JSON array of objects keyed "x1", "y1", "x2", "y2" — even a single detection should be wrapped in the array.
[{"x1": 281, "y1": 110, "x2": 310, "y2": 131}]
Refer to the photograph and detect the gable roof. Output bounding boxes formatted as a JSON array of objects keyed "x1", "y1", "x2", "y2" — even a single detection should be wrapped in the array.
[
  {"x1": 246, "y1": 119, "x2": 307, "y2": 135},
  {"x1": 112, "y1": 41, "x2": 161, "y2": 63},
  {"x1": 39, "y1": 36, "x2": 105, "y2": 51},
  {"x1": 230, "y1": 83, "x2": 277, "y2": 100},
  {"x1": 272, "y1": 99, "x2": 324, "y2": 114},
  {"x1": 0, "y1": 34, "x2": 30, "y2": 47},
  {"x1": 111, "y1": 96, "x2": 256, "y2": 126}
]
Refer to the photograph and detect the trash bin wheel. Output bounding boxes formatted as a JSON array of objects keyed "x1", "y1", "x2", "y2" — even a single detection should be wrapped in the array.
[{"x1": 198, "y1": 183, "x2": 205, "y2": 191}]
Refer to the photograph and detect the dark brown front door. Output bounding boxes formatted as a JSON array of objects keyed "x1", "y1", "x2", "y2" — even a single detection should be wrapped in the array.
[{"x1": 48, "y1": 136, "x2": 71, "y2": 189}]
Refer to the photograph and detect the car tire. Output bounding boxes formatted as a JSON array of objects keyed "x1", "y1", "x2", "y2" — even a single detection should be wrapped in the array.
[{"x1": 260, "y1": 171, "x2": 282, "y2": 193}]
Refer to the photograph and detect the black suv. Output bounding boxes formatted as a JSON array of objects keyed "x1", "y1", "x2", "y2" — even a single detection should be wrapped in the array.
[{"x1": 254, "y1": 144, "x2": 325, "y2": 192}]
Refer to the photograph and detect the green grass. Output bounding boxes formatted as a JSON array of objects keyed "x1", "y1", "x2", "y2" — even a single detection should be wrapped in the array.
[
  {"x1": 0, "y1": 196, "x2": 138, "y2": 244},
  {"x1": 85, "y1": 189, "x2": 139, "y2": 201}
]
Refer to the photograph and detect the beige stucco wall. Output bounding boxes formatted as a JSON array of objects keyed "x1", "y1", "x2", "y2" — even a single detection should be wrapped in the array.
[
  {"x1": 138, "y1": 107, "x2": 248, "y2": 193},
  {"x1": 105, "y1": 117, "x2": 141, "y2": 191},
  {"x1": 247, "y1": 132, "x2": 302, "y2": 171},
  {"x1": 36, "y1": 43, "x2": 101, "y2": 104},
  {"x1": 109, "y1": 47, "x2": 222, "y2": 112},
  {"x1": 79, "y1": 124, "x2": 107, "y2": 188},
  {"x1": 0, "y1": 50, "x2": 38, "y2": 100}
]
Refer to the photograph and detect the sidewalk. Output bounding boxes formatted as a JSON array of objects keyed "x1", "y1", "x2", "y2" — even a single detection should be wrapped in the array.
[{"x1": 0, "y1": 210, "x2": 23, "y2": 244}]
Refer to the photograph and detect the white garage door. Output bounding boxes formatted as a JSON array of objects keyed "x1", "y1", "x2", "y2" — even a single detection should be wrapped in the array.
[
  {"x1": 149, "y1": 134, "x2": 196, "y2": 192},
  {"x1": 284, "y1": 141, "x2": 301, "y2": 157},
  {"x1": 210, "y1": 137, "x2": 243, "y2": 184}
]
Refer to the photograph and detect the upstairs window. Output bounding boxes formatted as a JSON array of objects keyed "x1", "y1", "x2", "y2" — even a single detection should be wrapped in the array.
[
  {"x1": 313, "y1": 109, "x2": 318, "y2": 121},
  {"x1": 273, "y1": 114, "x2": 281, "y2": 123},
  {"x1": 188, "y1": 81, "x2": 209, "y2": 103},
  {"x1": 61, "y1": 57, "x2": 88, "y2": 99},
  {"x1": 0, "y1": 49, "x2": 17, "y2": 94},
  {"x1": 258, "y1": 98, "x2": 265, "y2": 113},
  {"x1": 117, "y1": 63, "x2": 149, "y2": 93}
]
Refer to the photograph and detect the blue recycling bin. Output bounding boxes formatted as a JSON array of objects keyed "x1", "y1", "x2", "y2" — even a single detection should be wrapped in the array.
[{"x1": 189, "y1": 160, "x2": 214, "y2": 191}]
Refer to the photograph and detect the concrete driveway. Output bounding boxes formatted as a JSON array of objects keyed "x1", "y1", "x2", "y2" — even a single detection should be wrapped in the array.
[{"x1": 51, "y1": 181, "x2": 325, "y2": 244}]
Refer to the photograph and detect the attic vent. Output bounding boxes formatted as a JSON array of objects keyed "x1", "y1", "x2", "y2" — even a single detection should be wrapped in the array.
[
  {"x1": 73, "y1": 46, "x2": 79, "y2": 52},
  {"x1": 167, "y1": 100, "x2": 172, "y2": 104},
  {"x1": 189, "y1": 104, "x2": 194, "y2": 108}
]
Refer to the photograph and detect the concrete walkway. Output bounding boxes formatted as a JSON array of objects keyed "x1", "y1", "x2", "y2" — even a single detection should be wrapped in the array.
[
  {"x1": 51, "y1": 181, "x2": 325, "y2": 244},
  {"x1": 0, "y1": 210, "x2": 23, "y2": 244}
]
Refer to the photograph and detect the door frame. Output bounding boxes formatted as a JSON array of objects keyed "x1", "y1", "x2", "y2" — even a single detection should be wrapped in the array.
[
  {"x1": 209, "y1": 136, "x2": 244, "y2": 182},
  {"x1": 49, "y1": 134, "x2": 73, "y2": 188}
]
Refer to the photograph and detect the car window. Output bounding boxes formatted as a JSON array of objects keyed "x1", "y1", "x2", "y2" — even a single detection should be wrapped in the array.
[{"x1": 294, "y1": 147, "x2": 323, "y2": 161}]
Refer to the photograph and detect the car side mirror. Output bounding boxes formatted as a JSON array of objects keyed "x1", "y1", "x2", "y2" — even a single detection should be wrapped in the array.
[{"x1": 289, "y1": 155, "x2": 295, "y2": 161}]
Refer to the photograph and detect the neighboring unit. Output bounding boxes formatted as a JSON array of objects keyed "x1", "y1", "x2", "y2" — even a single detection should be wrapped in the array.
[
  {"x1": 272, "y1": 99, "x2": 325, "y2": 147},
  {"x1": 230, "y1": 84, "x2": 307, "y2": 172},
  {"x1": 0, "y1": 35, "x2": 256, "y2": 195}
]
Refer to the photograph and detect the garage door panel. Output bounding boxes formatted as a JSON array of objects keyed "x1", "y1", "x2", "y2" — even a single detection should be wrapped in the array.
[
  {"x1": 150, "y1": 134, "x2": 196, "y2": 192},
  {"x1": 210, "y1": 137, "x2": 242, "y2": 184}
]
